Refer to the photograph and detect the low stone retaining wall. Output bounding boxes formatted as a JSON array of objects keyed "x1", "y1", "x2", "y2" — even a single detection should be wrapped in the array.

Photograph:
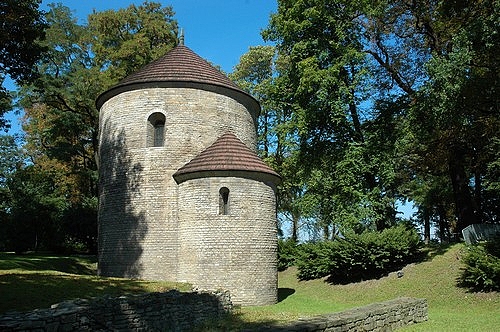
[
  {"x1": 0, "y1": 294, "x2": 427, "y2": 332},
  {"x1": 0, "y1": 289, "x2": 232, "y2": 331},
  {"x1": 247, "y1": 297, "x2": 428, "y2": 332}
]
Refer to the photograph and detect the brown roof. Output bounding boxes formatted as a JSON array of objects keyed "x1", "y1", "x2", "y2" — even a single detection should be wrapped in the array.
[
  {"x1": 118, "y1": 45, "x2": 242, "y2": 90},
  {"x1": 173, "y1": 132, "x2": 281, "y2": 184},
  {"x1": 96, "y1": 45, "x2": 256, "y2": 109}
]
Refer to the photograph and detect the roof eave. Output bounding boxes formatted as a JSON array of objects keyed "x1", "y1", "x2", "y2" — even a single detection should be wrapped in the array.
[
  {"x1": 95, "y1": 80, "x2": 261, "y2": 120},
  {"x1": 172, "y1": 169, "x2": 282, "y2": 186}
]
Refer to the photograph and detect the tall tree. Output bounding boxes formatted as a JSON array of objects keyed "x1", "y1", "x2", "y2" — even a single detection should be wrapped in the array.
[
  {"x1": 263, "y1": 0, "x2": 401, "y2": 235},
  {"x1": 262, "y1": 0, "x2": 499, "y2": 238},
  {"x1": 0, "y1": 0, "x2": 47, "y2": 129},
  {"x1": 366, "y1": 0, "x2": 500, "y2": 231},
  {"x1": 231, "y1": 46, "x2": 310, "y2": 241},
  {"x1": 16, "y1": 2, "x2": 178, "y2": 252},
  {"x1": 0, "y1": 135, "x2": 24, "y2": 250}
]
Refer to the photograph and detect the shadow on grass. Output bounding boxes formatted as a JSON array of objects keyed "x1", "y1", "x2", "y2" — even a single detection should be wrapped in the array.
[
  {"x1": 194, "y1": 288, "x2": 297, "y2": 331},
  {"x1": 194, "y1": 310, "x2": 290, "y2": 332},
  {"x1": 417, "y1": 242, "x2": 456, "y2": 262},
  {"x1": 278, "y1": 287, "x2": 295, "y2": 302},
  {"x1": 0, "y1": 253, "x2": 96, "y2": 275},
  {"x1": 0, "y1": 273, "x2": 184, "y2": 314}
]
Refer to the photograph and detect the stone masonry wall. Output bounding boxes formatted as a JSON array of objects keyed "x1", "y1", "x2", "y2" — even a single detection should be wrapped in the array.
[
  {"x1": 177, "y1": 176, "x2": 278, "y2": 306},
  {"x1": 0, "y1": 296, "x2": 427, "y2": 332},
  {"x1": 0, "y1": 290, "x2": 232, "y2": 332},
  {"x1": 246, "y1": 297, "x2": 428, "y2": 332},
  {"x1": 98, "y1": 87, "x2": 258, "y2": 281}
]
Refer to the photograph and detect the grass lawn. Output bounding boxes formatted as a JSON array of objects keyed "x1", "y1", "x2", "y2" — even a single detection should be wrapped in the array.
[
  {"x1": 1, "y1": 244, "x2": 499, "y2": 331},
  {"x1": 0, "y1": 253, "x2": 191, "y2": 314}
]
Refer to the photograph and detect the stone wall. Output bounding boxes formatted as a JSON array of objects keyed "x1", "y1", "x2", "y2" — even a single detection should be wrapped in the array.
[
  {"x1": 0, "y1": 296, "x2": 427, "y2": 332},
  {"x1": 0, "y1": 290, "x2": 232, "y2": 332},
  {"x1": 98, "y1": 84, "x2": 279, "y2": 306},
  {"x1": 98, "y1": 87, "x2": 259, "y2": 282},
  {"x1": 177, "y1": 176, "x2": 278, "y2": 306},
  {"x1": 246, "y1": 297, "x2": 428, "y2": 332}
]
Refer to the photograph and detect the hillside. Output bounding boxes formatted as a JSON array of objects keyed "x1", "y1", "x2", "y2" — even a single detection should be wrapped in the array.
[
  {"x1": 1, "y1": 244, "x2": 499, "y2": 331},
  {"x1": 237, "y1": 243, "x2": 500, "y2": 331}
]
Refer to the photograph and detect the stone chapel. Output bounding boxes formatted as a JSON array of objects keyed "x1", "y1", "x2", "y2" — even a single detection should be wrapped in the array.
[{"x1": 95, "y1": 44, "x2": 281, "y2": 306}]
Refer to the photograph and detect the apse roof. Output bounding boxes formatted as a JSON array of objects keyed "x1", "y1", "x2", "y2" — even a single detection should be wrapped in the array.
[
  {"x1": 96, "y1": 44, "x2": 256, "y2": 109},
  {"x1": 173, "y1": 132, "x2": 281, "y2": 184}
]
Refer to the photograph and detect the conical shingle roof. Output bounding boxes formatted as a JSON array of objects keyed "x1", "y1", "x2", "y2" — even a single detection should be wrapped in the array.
[
  {"x1": 173, "y1": 132, "x2": 281, "y2": 185},
  {"x1": 117, "y1": 45, "x2": 242, "y2": 90},
  {"x1": 96, "y1": 45, "x2": 257, "y2": 110}
]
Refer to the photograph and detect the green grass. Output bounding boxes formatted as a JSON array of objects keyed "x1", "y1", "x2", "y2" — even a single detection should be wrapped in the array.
[
  {"x1": 1, "y1": 245, "x2": 499, "y2": 331},
  {"x1": 208, "y1": 244, "x2": 500, "y2": 330},
  {"x1": 0, "y1": 252, "x2": 191, "y2": 314}
]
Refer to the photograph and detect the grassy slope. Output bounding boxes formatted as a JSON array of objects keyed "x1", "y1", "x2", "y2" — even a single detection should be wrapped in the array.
[
  {"x1": 0, "y1": 253, "x2": 191, "y2": 314},
  {"x1": 1, "y1": 245, "x2": 499, "y2": 331},
  {"x1": 238, "y1": 244, "x2": 499, "y2": 331}
]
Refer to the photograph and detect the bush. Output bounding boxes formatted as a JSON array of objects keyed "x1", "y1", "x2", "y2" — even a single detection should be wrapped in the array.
[
  {"x1": 459, "y1": 236, "x2": 500, "y2": 292},
  {"x1": 277, "y1": 239, "x2": 299, "y2": 271},
  {"x1": 295, "y1": 224, "x2": 421, "y2": 283},
  {"x1": 295, "y1": 241, "x2": 337, "y2": 280}
]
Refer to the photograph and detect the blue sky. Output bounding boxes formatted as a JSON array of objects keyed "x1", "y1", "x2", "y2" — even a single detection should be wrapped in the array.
[
  {"x1": 41, "y1": 0, "x2": 277, "y2": 73},
  {"x1": 3, "y1": 1, "x2": 277, "y2": 133}
]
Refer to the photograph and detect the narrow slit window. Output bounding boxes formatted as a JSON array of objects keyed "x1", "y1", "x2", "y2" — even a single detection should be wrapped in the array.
[
  {"x1": 147, "y1": 113, "x2": 166, "y2": 147},
  {"x1": 153, "y1": 120, "x2": 164, "y2": 147},
  {"x1": 219, "y1": 187, "x2": 230, "y2": 215}
]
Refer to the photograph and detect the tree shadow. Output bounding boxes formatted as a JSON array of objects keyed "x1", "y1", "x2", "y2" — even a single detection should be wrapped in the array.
[
  {"x1": 193, "y1": 310, "x2": 288, "y2": 332},
  {"x1": 0, "y1": 273, "x2": 171, "y2": 314},
  {"x1": 415, "y1": 242, "x2": 456, "y2": 263},
  {"x1": 0, "y1": 253, "x2": 95, "y2": 275},
  {"x1": 98, "y1": 120, "x2": 147, "y2": 278}
]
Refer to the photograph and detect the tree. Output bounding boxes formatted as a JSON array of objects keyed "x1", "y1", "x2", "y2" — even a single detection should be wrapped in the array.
[
  {"x1": 366, "y1": 0, "x2": 500, "y2": 232},
  {"x1": 231, "y1": 46, "x2": 307, "y2": 241},
  {"x1": 0, "y1": 135, "x2": 24, "y2": 250},
  {"x1": 262, "y1": 0, "x2": 499, "y2": 239},
  {"x1": 0, "y1": 0, "x2": 47, "y2": 128},
  {"x1": 5, "y1": 164, "x2": 69, "y2": 253},
  {"x1": 262, "y1": 0, "x2": 402, "y2": 235},
  {"x1": 15, "y1": 2, "x2": 178, "y2": 252}
]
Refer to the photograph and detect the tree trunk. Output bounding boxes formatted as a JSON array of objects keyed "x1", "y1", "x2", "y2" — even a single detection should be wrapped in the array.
[
  {"x1": 437, "y1": 204, "x2": 449, "y2": 243},
  {"x1": 474, "y1": 167, "x2": 482, "y2": 224},
  {"x1": 423, "y1": 210, "x2": 431, "y2": 245},
  {"x1": 448, "y1": 150, "x2": 477, "y2": 234},
  {"x1": 291, "y1": 210, "x2": 299, "y2": 242}
]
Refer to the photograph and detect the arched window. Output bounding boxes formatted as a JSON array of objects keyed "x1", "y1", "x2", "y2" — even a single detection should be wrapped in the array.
[
  {"x1": 219, "y1": 187, "x2": 230, "y2": 215},
  {"x1": 147, "y1": 113, "x2": 166, "y2": 147}
]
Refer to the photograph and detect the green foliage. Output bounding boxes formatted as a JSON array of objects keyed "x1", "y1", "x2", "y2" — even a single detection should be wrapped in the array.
[
  {"x1": 5, "y1": 2, "x2": 179, "y2": 253},
  {"x1": 247, "y1": 0, "x2": 500, "y2": 240},
  {"x1": 0, "y1": 0, "x2": 47, "y2": 82},
  {"x1": 296, "y1": 224, "x2": 421, "y2": 282},
  {"x1": 0, "y1": 0, "x2": 47, "y2": 126},
  {"x1": 277, "y1": 239, "x2": 298, "y2": 271},
  {"x1": 459, "y1": 236, "x2": 500, "y2": 292},
  {"x1": 263, "y1": 0, "x2": 397, "y2": 235},
  {"x1": 3, "y1": 165, "x2": 70, "y2": 253}
]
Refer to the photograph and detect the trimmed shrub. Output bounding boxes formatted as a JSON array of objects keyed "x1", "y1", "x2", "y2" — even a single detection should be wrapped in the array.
[
  {"x1": 459, "y1": 236, "x2": 500, "y2": 292},
  {"x1": 278, "y1": 239, "x2": 299, "y2": 271},
  {"x1": 296, "y1": 241, "x2": 336, "y2": 280},
  {"x1": 296, "y1": 224, "x2": 421, "y2": 283}
]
